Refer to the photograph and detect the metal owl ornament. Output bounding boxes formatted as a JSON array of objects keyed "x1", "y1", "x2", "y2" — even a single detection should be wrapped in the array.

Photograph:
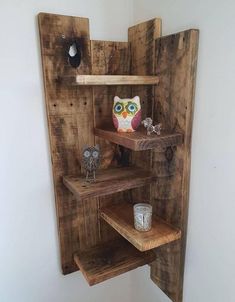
[
  {"x1": 82, "y1": 145, "x2": 100, "y2": 182},
  {"x1": 112, "y1": 96, "x2": 141, "y2": 132}
]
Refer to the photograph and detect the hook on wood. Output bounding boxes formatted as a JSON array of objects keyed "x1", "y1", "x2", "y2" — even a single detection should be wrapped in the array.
[{"x1": 67, "y1": 40, "x2": 82, "y2": 68}]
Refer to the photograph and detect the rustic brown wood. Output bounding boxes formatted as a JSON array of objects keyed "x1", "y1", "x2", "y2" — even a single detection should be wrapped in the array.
[
  {"x1": 38, "y1": 12, "x2": 99, "y2": 274},
  {"x1": 94, "y1": 127, "x2": 183, "y2": 151},
  {"x1": 39, "y1": 12, "x2": 198, "y2": 299},
  {"x1": 74, "y1": 238, "x2": 156, "y2": 286},
  {"x1": 91, "y1": 40, "x2": 133, "y2": 244},
  {"x1": 91, "y1": 40, "x2": 132, "y2": 167},
  {"x1": 63, "y1": 167, "x2": 154, "y2": 200},
  {"x1": 75, "y1": 75, "x2": 159, "y2": 85},
  {"x1": 100, "y1": 203, "x2": 181, "y2": 252},
  {"x1": 128, "y1": 18, "x2": 162, "y2": 244},
  {"x1": 150, "y1": 29, "x2": 199, "y2": 302},
  {"x1": 128, "y1": 18, "x2": 162, "y2": 168}
]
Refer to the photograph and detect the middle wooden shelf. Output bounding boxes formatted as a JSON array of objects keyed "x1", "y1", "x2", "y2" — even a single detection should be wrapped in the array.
[{"x1": 63, "y1": 166, "x2": 154, "y2": 200}]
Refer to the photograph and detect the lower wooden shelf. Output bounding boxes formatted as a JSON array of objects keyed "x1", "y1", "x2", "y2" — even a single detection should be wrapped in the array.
[
  {"x1": 74, "y1": 238, "x2": 155, "y2": 286},
  {"x1": 100, "y1": 203, "x2": 181, "y2": 251}
]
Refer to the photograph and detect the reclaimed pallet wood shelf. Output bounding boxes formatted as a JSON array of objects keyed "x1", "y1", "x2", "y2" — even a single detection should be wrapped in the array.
[
  {"x1": 74, "y1": 238, "x2": 155, "y2": 286},
  {"x1": 63, "y1": 167, "x2": 154, "y2": 200},
  {"x1": 100, "y1": 203, "x2": 181, "y2": 252},
  {"x1": 39, "y1": 12, "x2": 198, "y2": 302},
  {"x1": 75, "y1": 75, "x2": 159, "y2": 85},
  {"x1": 94, "y1": 127, "x2": 184, "y2": 151}
]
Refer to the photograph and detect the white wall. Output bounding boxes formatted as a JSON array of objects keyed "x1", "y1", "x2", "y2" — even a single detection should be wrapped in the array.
[
  {"x1": 0, "y1": 1, "x2": 133, "y2": 302},
  {"x1": 132, "y1": 1, "x2": 235, "y2": 302}
]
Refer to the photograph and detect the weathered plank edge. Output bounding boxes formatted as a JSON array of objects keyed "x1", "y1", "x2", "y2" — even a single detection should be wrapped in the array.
[
  {"x1": 100, "y1": 207, "x2": 181, "y2": 252},
  {"x1": 94, "y1": 128, "x2": 184, "y2": 151},
  {"x1": 76, "y1": 75, "x2": 160, "y2": 85}
]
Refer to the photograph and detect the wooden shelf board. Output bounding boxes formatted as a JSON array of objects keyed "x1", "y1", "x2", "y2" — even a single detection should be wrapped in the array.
[
  {"x1": 63, "y1": 167, "x2": 154, "y2": 200},
  {"x1": 75, "y1": 75, "x2": 159, "y2": 85},
  {"x1": 100, "y1": 203, "x2": 181, "y2": 251},
  {"x1": 74, "y1": 238, "x2": 155, "y2": 286},
  {"x1": 94, "y1": 127, "x2": 184, "y2": 151}
]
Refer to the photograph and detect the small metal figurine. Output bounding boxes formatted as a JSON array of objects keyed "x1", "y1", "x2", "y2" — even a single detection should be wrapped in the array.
[
  {"x1": 142, "y1": 117, "x2": 162, "y2": 136},
  {"x1": 82, "y1": 145, "x2": 100, "y2": 182}
]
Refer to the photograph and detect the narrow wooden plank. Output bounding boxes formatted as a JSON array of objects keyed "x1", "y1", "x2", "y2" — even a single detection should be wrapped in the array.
[
  {"x1": 91, "y1": 40, "x2": 132, "y2": 167},
  {"x1": 94, "y1": 127, "x2": 183, "y2": 151},
  {"x1": 75, "y1": 75, "x2": 159, "y2": 85},
  {"x1": 151, "y1": 29, "x2": 199, "y2": 302},
  {"x1": 128, "y1": 18, "x2": 162, "y2": 127},
  {"x1": 100, "y1": 203, "x2": 181, "y2": 252},
  {"x1": 38, "y1": 12, "x2": 98, "y2": 274},
  {"x1": 63, "y1": 167, "x2": 154, "y2": 200},
  {"x1": 74, "y1": 238, "x2": 156, "y2": 286},
  {"x1": 91, "y1": 40, "x2": 133, "y2": 243},
  {"x1": 128, "y1": 19, "x2": 162, "y2": 217}
]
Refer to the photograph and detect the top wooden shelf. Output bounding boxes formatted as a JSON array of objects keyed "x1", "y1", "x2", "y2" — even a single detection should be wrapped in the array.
[{"x1": 75, "y1": 75, "x2": 159, "y2": 85}]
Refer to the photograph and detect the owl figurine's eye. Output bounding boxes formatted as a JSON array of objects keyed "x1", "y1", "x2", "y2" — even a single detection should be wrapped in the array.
[
  {"x1": 126, "y1": 102, "x2": 138, "y2": 114},
  {"x1": 92, "y1": 151, "x2": 99, "y2": 158},
  {"x1": 114, "y1": 102, "x2": 124, "y2": 114},
  {"x1": 84, "y1": 150, "x2": 91, "y2": 158}
]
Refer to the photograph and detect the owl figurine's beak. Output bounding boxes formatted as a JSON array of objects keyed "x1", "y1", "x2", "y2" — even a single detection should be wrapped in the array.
[{"x1": 122, "y1": 111, "x2": 128, "y2": 118}]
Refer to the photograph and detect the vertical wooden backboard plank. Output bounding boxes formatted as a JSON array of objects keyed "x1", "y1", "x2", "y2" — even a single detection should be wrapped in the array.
[
  {"x1": 91, "y1": 40, "x2": 132, "y2": 242},
  {"x1": 38, "y1": 12, "x2": 98, "y2": 274},
  {"x1": 151, "y1": 30, "x2": 199, "y2": 301},
  {"x1": 128, "y1": 19, "x2": 162, "y2": 202},
  {"x1": 91, "y1": 40, "x2": 131, "y2": 168},
  {"x1": 128, "y1": 18, "x2": 162, "y2": 120}
]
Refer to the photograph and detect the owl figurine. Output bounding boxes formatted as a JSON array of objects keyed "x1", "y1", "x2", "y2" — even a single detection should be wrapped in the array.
[
  {"x1": 112, "y1": 96, "x2": 141, "y2": 132},
  {"x1": 82, "y1": 145, "x2": 100, "y2": 182}
]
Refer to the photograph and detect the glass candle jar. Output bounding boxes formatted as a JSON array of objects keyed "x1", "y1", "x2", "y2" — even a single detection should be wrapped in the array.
[{"x1": 133, "y1": 203, "x2": 152, "y2": 232}]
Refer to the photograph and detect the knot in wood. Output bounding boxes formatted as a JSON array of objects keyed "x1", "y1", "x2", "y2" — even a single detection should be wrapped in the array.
[{"x1": 165, "y1": 146, "x2": 175, "y2": 162}]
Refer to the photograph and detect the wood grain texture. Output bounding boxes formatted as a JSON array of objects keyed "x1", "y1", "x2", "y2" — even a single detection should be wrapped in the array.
[
  {"x1": 150, "y1": 29, "x2": 199, "y2": 302},
  {"x1": 128, "y1": 18, "x2": 162, "y2": 124},
  {"x1": 95, "y1": 127, "x2": 183, "y2": 151},
  {"x1": 91, "y1": 40, "x2": 132, "y2": 167},
  {"x1": 91, "y1": 40, "x2": 132, "y2": 243},
  {"x1": 74, "y1": 238, "x2": 156, "y2": 286},
  {"x1": 38, "y1": 12, "x2": 98, "y2": 274},
  {"x1": 63, "y1": 167, "x2": 154, "y2": 200},
  {"x1": 39, "y1": 12, "x2": 198, "y2": 297},
  {"x1": 75, "y1": 75, "x2": 159, "y2": 85},
  {"x1": 128, "y1": 18, "x2": 162, "y2": 235},
  {"x1": 100, "y1": 203, "x2": 181, "y2": 252}
]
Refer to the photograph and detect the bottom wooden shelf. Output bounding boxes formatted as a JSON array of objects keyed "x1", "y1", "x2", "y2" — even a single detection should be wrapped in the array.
[{"x1": 74, "y1": 238, "x2": 155, "y2": 286}]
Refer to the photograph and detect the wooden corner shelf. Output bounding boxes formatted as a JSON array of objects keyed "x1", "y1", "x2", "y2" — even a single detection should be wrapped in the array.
[
  {"x1": 39, "y1": 12, "x2": 198, "y2": 302},
  {"x1": 63, "y1": 167, "x2": 154, "y2": 200},
  {"x1": 74, "y1": 238, "x2": 155, "y2": 286},
  {"x1": 75, "y1": 75, "x2": 159, "y2": 85},
  {"x1": 100, "y1": 203, "x2": 181, "y2": 252},
  {"x1": 94, "y1": 127, "x2": 183, "y2": 151}
]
